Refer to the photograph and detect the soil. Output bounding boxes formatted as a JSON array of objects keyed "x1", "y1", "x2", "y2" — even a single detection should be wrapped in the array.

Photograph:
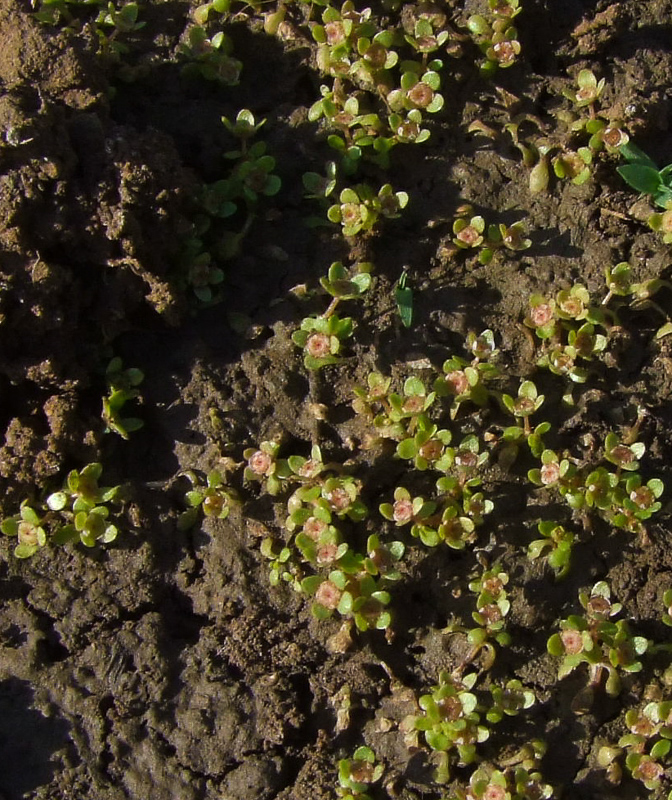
[{"x1": 2, "y1": 0, "x2": 672, "y2": 798}]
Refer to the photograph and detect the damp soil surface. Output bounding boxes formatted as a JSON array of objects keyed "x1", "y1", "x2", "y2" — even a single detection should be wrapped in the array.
[{"x1": 3, "y1": 0, "x2": 672, "y2": 798}]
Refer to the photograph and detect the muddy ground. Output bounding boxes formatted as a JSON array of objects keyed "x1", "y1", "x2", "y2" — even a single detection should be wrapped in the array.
[{"x1": 2, "y1": 0, "x2": 672, "y2": 797}]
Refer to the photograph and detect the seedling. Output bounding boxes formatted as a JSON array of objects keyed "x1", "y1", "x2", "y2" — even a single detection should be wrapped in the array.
[
  {"x1": 502, "y1": 380, "x2": 545, "y2": 435},
  {"x1": 1, "y1": 502, "x2": 48, "y2": 558},
  {"x1": 102, "y1": 357, "x2": 144, "y2": 438},
  {"x1": 336, "y1": 746, "x2": 384, "y2": 799},
  {"x1": 527, "y1": 520, "x2": 575, "y2": 579},
  {"x1": 292, "y1": 314, "x2": 354, "y2": 369},
  {"x1": 178, "y1": 470, "x2": 235, "y2": 530},
  {"x1": 243, "y1": 440, "x2": 291, "y2": 496},
  {"x1": 547, "y1": 581, "x2": 649, "y2": 704},
  {"x1": 395, "y1": 268, "x2": 413, "y2": 328},
  {"x1": 178, "y1": 27, "x2": 242, "y2": 85},
  {"x1": 467, "y1": 0, "x2": 522, "y2": 76},
  {"x1": 450, "y1": 206, "x2": 531, "y2": 264},
  {"x1": 327, "y1": 183, "x2": 409, "y2": 236},
  {"x1": 598, "y1": 701, "x2": 672, "y2": 794}
]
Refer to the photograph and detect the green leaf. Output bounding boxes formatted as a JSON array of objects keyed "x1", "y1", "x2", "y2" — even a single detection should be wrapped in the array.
[{"x1": 617, "y1": 164, "x2": 662, "y2": 196}]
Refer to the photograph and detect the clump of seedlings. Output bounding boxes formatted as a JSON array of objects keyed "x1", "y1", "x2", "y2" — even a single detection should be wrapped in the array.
[
  {"x1": 598, "y1": 700, "x2": 672, "y2": 796},
  {"x1": 547, "y1": 581, "x2": 649, "y2": 708},
  {"x1": 401, "y1": 670, "x2": 536, "y2": 784},
  {"x1": 466, "y1": 0, "x2": 523, "y2": 76},
  {"x1": 447, "y1": 205, "x2": 532, "y2": 265},
  {"x1": 2, "y1": 463, "x2": 123, "y2": 557}
]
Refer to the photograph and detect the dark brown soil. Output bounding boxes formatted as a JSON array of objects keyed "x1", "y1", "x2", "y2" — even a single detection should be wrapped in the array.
[{"x1": 3, "y1": 0, "x2": 672, "y2": 798}]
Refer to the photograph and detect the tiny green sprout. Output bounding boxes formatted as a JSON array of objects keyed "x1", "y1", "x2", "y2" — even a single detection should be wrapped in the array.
[
  {"x1": 395, "y1": 268, "x2": 413, "y2": 328},
  {"x1": 527, "y1": 520, "x2": 574, "y2": 579},
  {"x1": 525, "y1": 294, "x2": 557, "y2": 339},
  {"x1": 388, "y1": 376, "x2": 436, "y2": 423},
  {"x1": 555, "y1": 284, "x2": 590, "y2": 321},
  {"x1": 243, "y1": 440, "x2": 291, "y2": 496},
  {"x1": 467, "y1": 0, "x2": 522, "y2": 76},
  {"x1": 598, "y1": 701, "x2": 672, "y2": 793},
  {"x1": 604, "y1": 432, "x2": 645, "y2": 472},
  {"x1": 352, "y1": 372, "x2": 392, "y2": 418},
  {"x1": 552, "y1": 148, "x2": 592, "y2": 185},
  {"x1": 292, "y1": 314, "x2": 354, "y2": 369},
  {"x1": 178, "y1": 470, "x2": 234, "y2": 530},
  {"x1": 453, "y1": 212, "x2": 485, "y2": 250},
  {"x1": 617, "y1": 141, "x2": 672, "y2": 209},
  {"x1": 388, "y1": 109, "x2": 431, "y2": 145},
  {"x1": 260, "y1": 537, "x2": 296, "y2": 587},
  {"x1": 302, "y1": 161, "x2": 338, "y2": 200},
  {"x1": 221, "y1": 108, "x2": 266, "y2": 142},
  {"x1": 336, "y1": 746, "x2": 384, "y2": 799},
  {"x1": 320, "y1": 261, "x2": 373, "y2": 304},
  {"x1": 1, "y1": 501, "x2": 48, "y2": 558},
  {"x1": 502, "y1": 380, "x2": 544, "y2": 434},
  {"x1": 102, "y1": 356, "x2": 144, "y2": 438},
  {"x1": 487, "y1": 679, "x2": 536, "y2": 725}
]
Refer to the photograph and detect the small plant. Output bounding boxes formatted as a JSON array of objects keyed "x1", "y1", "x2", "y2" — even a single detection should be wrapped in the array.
[
  {"x1": 467, "y1": 0, "x2": 522, "y2": 76},
  {"x1": 598, "y1": 700, "x2": 672, "y2": 794},
  {"x1": 547, "y1": 581, "x2": 649, "y2": 703},
  {"x1": 502, "y1": 380, "x2": 545, "y2": 436},
  {"x1": 450, "y1": 206, "x2": 531, "y2": 264},
  {"x1": 617, "y1": 141, "x2": 672, "y2": 209},
  {"x1": 1, "y1": 502, "x2": 48, "y2": 558},
  {"x1": 2, "y1": 463, "x2": 124, "y2": 556},
  {"x1": 178, "y1": 469, "x2": 235, "y2": 530},
  {"x1": 336, "y1": 746, "x2": 384, "y2": 799},
  {"x1": 102, "y1": 357, "x2": 144, "y2": 438},
  {"x1": 178, "y1": 26, "x2": 242, "y2": 85},
  {"x1": 527, "y1": 520, "x2": 575, "y2": 579},
  {"x1": 327, "y1": 183, "x2": 409, "y2": 236},
  {"x1": 292, "y1": 313, "x2": 355, "y2": 369}
]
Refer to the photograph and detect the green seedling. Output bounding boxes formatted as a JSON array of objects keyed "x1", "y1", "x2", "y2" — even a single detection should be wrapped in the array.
[
  {"x1": 395, "y1": 268, "x2": 413, "y2": 328},
  {"x1": 292, "y1": 314, "x2": 354, "y2": 369},
  {"x1": 434, "y1": 330, "x2": 499, "y2": 419},
  {"x1": 547, "y1": 581, "x2": 649, "y2": 706},
  {"x1": 1, "y1": 463, "x2": 125, "y2": 556},
  {"x1": 1, "y1": 502, "x2": 48, "y2": 558},
  {"x1": 395, "y1": 415, "x2": 453, "y2": 471},
  {"x1": 178, "y1": 470, "x2": 234, "y2": 530},
  {"x1": 450, "y1": 206, "x2": 531, "y2": 264},
  {"x1": 102, "y1": 357, "x2": 144, "y2": 438},
  {"x1": 467, "y1": 0, "x2": 522, "y2": 76},
  {"x1": 178, "y1": 27, "x2": 242, "y2": 84},
  {"x1": 462, "y1": 763, "x2": 553, "y2": 800},
  {"x1": 336, "y1": 746, "x2": 384, "y2": 799},
  {"x1": 502, "y1": 380, "x2": 544, "y2": 435},
  {"x1": 527, "y1": 520, "x2": 575, "y2": 579},
  {"x1": 320, "y1": 261, "x2": 373, "y2": 317},
  {"x1": 327, "y1": 183, "x2": 409, "y2": 236},
  {"x1": 445, "y1": 564, "x2": 512, "y2": 674},
  {"x1": 598, "y1": 701, "x2": 672, "y2": 794}
]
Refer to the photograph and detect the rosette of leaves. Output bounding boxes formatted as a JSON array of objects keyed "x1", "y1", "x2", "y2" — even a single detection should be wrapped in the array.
[
  {"x1": 364, "y1": 534, "x2": 405, "y2": 582},
  {"x1": 379, "y1": 486, "x2": 437, "y2": 528},
  {"x1": 388, "y1": 376, "x2": 436, "y2": 424},
  {"x1": 292, "y1": 314, "x2": 354, "y2": 369},
  {"x1": 311, "y1": 1, "x2": 376, "y2": 76},
  {"x1": 286, "y1": 444, "x2": 326, "y2": 482},
  {"x1": 434, "y1": 355, "x2": 496, "y2": 419},
  {"x1": 502, "y1": 380, "x2": 545, "y2": 435},
  {"x1": 407, "y1": 671, "x2": 488, "y2": 782},
  {"x1": 604, "y1": 432, "x2": 645, "y2": 472},
  {"x1": 350, "y1": 28, "x2": 399, "y2": 86},
  {"x1": 387, "y1": 65, "x2": 444, "y2": 114},
  {"x1": 320, "y1": 261, "x2": 373, "y2": 307},
  {"x1": 486, "y1": 679, "x2": 535, "y2": 725},
  {"x1": 102, "y1": 356, "x2": 144, "y2": 438},
  {"x1": 547, "y1": 582, "x2": 649, "y2": 698},
  {"x1": 221, "y1": 108, "x2": 266, "y2": 142},
  {"x1": 226, "y1": 140, "x2": 281, "y2": 205},
  {"x1": 301, "y1": 570, "x2": 394, "y2": 631},
  {"x1": 598, "y1": 701, "x2": 672, "y2": 792},
  {"x1": 243, "y1": 440, "x2": 291, "y2": 496},
  {"x1": 1, "y1": 501, "x2": 48, "y2": 558},
  {"x1": 525, "y1": 294, "x2": 557, "y2": 339},
  {"x1": 527, "y1": 520, "x2": 575, "y2": 579},
  {"x1": 388, "y1": 109, "x2": 431, "y2": 144},
  {"x1": 396, "y1": 416, "x2": 453, "y2": 471},
  {"x1": 178, "y1": 469, "x2": 233, "y2": 530},
  {"x1": 435, "y1": 503, "x2": 476, "y2": 549},
  {"x1": 465, "y1": 763, "x2": 553, "y2": 800},
  {"x1": 178, "y1": 27, "x2": 242, "y2": 85},
  {"x1": 467, "y1": 0, "x2": 522, "y2": 76},
  {"x1": 563, "y1": 69, "x2": 605, "y2": 110},
  {"x1": 45, "y1": 463, "x2": 122, "y2": 548},
  {"x1": 336, "y1": 746, "x2": 384, "y2": 800},
  {"x1": 352, "y1": 371, "x2": 392, "y2": 418},
  {"x1": 552, "y1": 148, "x2": 593, "y2": 185}
]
